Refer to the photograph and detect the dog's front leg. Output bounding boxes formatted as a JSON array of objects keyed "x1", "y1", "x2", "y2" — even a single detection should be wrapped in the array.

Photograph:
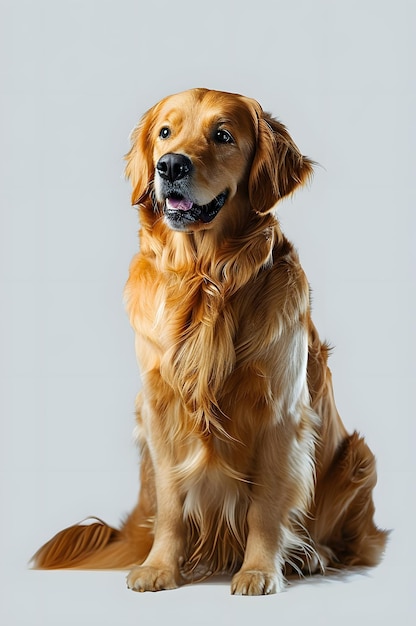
[
  {"x1": 231, "y1": 498, "x2": 282, "y2": 595},
  {"x1": 230, "y1": 428, "x2": 285, "y2": 596},
  {"x1": 231, "y1": 409, "x2": 314, "y2": 596},
  {"x1": 127, "y1": 464, "x2": 184, "y2": 592}
]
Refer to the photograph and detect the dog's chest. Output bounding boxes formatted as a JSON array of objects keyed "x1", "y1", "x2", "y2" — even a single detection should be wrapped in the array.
[
  {"x1": 127, "y1": 260, "x2": 276, "y2": 409},
  {"x1": 134, "y1": 270, "x2": 238, "y2": 380}
]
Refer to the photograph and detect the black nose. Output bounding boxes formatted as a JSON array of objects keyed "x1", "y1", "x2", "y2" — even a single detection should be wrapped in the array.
[{"x1": 156, "y1": 153, "x2": 193, "y2": 183}]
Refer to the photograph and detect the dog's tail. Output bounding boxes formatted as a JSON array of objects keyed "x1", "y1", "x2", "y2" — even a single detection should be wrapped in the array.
[{"x1": 31, "y1": 514, "x2": 153, "y2": 570}]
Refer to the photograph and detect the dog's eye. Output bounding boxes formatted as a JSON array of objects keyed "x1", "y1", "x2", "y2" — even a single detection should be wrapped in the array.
[
  {"x1": 214, "y1": 129, "x2": 234, "y2": 144},
  {"x1": 159, "y1": 127, "x2": 171, "y2": 139}
]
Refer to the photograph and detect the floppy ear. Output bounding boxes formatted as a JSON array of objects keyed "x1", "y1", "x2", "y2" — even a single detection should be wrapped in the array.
[
  {"x1": 249, "y1": 112, "x2": 314, "y2": 214},
  {"x1": 124, "y1": 107, "x2": 156, "y2": 206}
]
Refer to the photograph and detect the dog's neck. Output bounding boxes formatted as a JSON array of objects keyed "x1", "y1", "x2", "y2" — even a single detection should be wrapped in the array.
[{"x1": 139, "y1": 207, "x2": 282, "y2": 296}]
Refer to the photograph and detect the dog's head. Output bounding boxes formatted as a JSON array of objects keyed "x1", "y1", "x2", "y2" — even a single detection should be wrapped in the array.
[{"x1": 125, "y1": 88, "x2": 313, "y2": 232}]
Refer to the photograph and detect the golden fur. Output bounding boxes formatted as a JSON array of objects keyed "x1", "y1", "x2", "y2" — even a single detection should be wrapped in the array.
[{"x1": 33, "y1": 88, "x2": 387, "y2": 595}]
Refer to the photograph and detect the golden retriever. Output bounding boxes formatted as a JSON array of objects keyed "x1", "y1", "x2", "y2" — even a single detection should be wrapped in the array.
[{"x1": 33, "y1": 88, "x2": 387, "y2": 595}]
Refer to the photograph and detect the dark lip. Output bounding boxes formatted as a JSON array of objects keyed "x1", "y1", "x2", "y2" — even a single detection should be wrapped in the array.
[{"x1": 163, "y1": 190, "x2": 229, "y2": 226}]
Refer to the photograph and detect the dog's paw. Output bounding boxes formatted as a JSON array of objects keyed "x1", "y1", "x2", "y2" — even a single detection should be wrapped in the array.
[
  {"x1": 126, "y1": 565, "x2": 180, "y2": 592},
  {"x1": 231, "y1": 569, "x2": 280, "y2": 596}
]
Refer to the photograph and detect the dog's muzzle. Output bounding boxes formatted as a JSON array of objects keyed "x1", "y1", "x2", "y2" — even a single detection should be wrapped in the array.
[{"x1": 155, "y1": 153, "x2": 228, "y2": 229}]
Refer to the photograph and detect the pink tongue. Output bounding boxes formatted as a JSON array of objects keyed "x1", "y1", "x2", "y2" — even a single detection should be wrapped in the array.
[{"x1": 167, "y1": 197, "x2": 194, "y2": 211}]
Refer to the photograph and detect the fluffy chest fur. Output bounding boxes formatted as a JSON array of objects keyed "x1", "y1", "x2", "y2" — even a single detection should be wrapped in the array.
[{"x1": 125, "y1": 222, "x2": 308, "y2": 440}]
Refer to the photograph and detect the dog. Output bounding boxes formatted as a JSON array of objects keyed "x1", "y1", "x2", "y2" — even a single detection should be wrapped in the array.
[{"x1": 33, "y1": 88, "x2": 387, "y2": 595}]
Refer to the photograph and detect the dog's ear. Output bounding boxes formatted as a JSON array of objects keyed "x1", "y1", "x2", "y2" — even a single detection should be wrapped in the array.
[
  {"x1": 249, "y1": 112, "x2": 314, "y2": 214},
  {"x1": 124, "y1": 107, "x2": 157, "y2": 206}
]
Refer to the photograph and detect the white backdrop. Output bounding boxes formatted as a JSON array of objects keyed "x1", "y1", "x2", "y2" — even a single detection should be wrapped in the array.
[{"x1": 1, "y1": 0, "x2": 414, "y2": 624}]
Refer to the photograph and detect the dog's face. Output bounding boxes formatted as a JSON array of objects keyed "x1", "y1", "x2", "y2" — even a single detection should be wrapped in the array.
[
  {"x1": 151, "y1": 90, "x2": 257, "y2": 232},
  {"x1": 126, "y1": 88, "x2": 313, "y2": 233}
]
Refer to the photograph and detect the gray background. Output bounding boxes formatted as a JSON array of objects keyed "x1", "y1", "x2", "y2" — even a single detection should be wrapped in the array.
[{"x1": 1, "y1": 0, "x2": 414, "y2": 624}]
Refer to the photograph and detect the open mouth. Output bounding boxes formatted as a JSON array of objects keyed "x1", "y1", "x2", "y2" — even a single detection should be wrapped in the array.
[{"x1": 163, "y1": 190, "x2": 228, "y2": 226}]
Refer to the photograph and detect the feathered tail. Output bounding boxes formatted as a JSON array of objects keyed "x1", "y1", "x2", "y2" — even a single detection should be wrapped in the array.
[{"x1": 32, "y1": 514, "x2": 153, "y2": 570}]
